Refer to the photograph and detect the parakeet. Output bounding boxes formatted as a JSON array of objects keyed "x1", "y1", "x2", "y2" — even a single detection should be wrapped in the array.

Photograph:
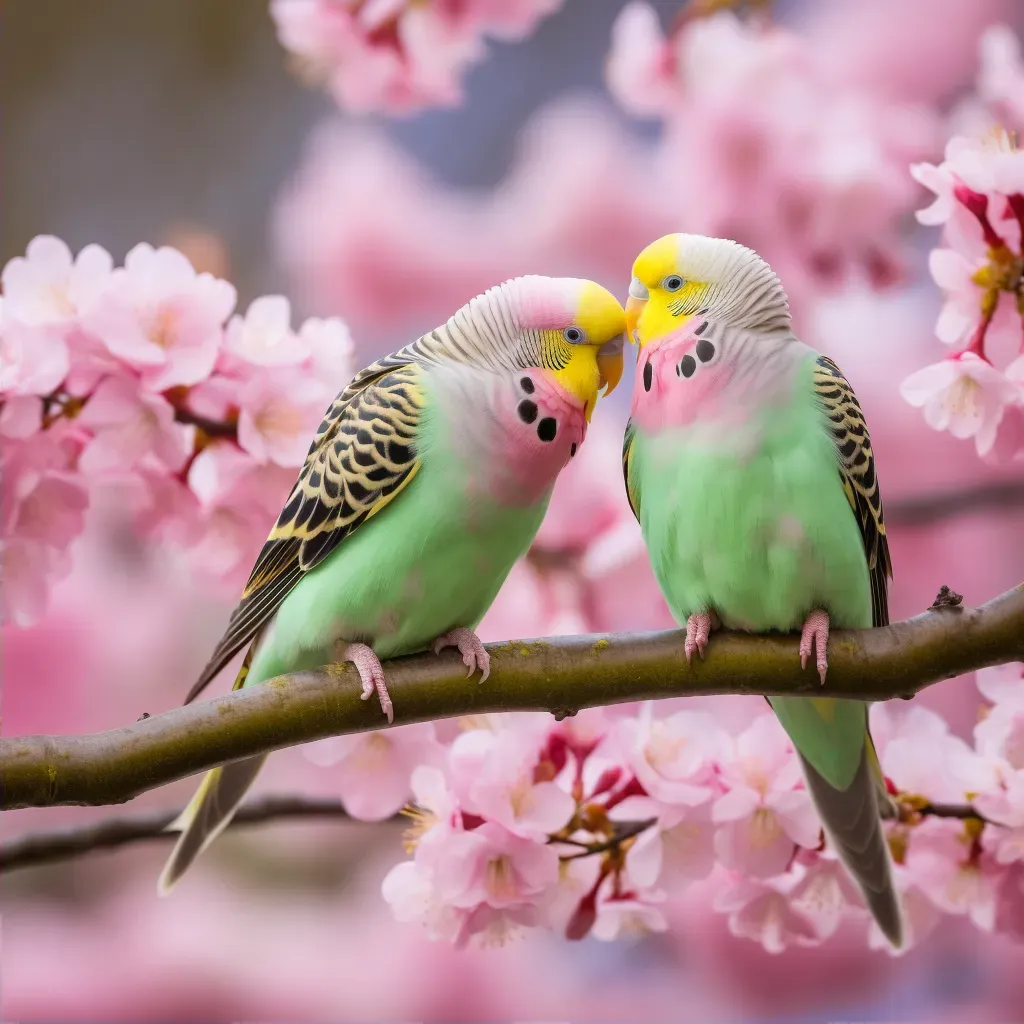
[
  {"x1": 158, "y1": 275, "x2": 625, "y2": 894},
  {"x1": 622, "y1": 234, "x2": 902, "y2": 946}
]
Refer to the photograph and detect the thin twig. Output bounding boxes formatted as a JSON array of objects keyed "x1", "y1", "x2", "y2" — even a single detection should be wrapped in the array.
[
  {"x1": 558, "y1": 819, "x2": 658, "y2": 861},
  {"x1": 0, "y1": 796, "x2": 373, "y2": 873},
  {"x1": 886, "y1": 481, "x2": 1024, "y2": 527},
  {"x1": 171, "y1": 406, "x2": 238, "y2": 439},
  {"x1": 917, "y1": 801, "x2": 989, "y2": 821},
  {"x1": 2, "y1": 794, "x2": 995, "y2": 875}
]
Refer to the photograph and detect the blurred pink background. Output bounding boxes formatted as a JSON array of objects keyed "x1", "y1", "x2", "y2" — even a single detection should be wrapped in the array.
[{"x1": 4, "y1": 0, "x2": 1024, "y2": 1020}]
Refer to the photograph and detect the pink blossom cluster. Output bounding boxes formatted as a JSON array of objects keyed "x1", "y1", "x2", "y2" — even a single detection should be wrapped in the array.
[
  {"x1": 269, "y1": 0, "x2": 563, "y2": 115},
  {"x1": 0, "y1": 235, "x2": 354, "y2": 625},
  {"x1": 901, "y1": 27, "x2": 1024, "y2": 463},
  {"x1": 605, "y1": 3, "x2": 938, "y2": 309},
  {"x1": 322, "y1": 665, "x2": 1024, "y2": 953}
]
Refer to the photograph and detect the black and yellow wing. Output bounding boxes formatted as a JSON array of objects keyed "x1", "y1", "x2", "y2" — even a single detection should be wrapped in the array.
[
  {"x1": 622, "y1": 418, "x2": 641, "y2": 524},
  {"x1": 812, "y1": 355, "x2": 892, "y2": 629},
  {"x1": 184, "y1": 359, "x2": 427, "y2": 703}
]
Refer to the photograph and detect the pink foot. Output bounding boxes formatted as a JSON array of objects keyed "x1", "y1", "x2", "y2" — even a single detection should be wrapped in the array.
[
  {"x1": 799, "y1": 609, "x2": 830, "y2": 685},
  {"x1": 684, "y1": 611, "x2": 716, "y2": 664},
  {"x1": 432, "y1": 627, "x2": 490, "y2": 683},
  {"x1": 336, "y1": 642, "x2": 393, "y2": 723}
]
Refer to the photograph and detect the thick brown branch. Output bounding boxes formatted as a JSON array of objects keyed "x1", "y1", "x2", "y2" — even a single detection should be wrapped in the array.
[
  {"x1": 0, "y1": 796, "x2": 367, "y2": 872},
  {"x1": 2, "y1": 584, "x2": 1022, "y2": 811}
]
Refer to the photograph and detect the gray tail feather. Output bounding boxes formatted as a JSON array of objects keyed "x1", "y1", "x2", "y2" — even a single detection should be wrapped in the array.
[
  {"x1": 157, "y1": 755, "x2": 266, "y2": 895},
  {"x1": 799, "y1": 748, "x2": 904, "y2": 948}
]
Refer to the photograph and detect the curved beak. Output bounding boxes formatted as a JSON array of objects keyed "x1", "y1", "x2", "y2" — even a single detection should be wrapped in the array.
[
  {"x1": 625, "y1": 277, "x2": 649, "y2": 344},
  {"x1": 597, "y1": 334, "x2": 624, "y2": 396}
]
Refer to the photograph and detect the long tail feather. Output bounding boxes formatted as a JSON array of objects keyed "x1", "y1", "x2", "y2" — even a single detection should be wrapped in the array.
[
  {"x1": 864, "y1": 729, "x2": 898, "y2": 819},
  {"x1": 799, "y1": 745, "x2": 904, "y2": 948},
  {"x1": 157, "y1": 755, "x2": 266, "y2": 895}
]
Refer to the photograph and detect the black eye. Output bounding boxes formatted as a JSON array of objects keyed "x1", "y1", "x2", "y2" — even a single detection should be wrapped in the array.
[
  {"x1": 563, "y1": 326, "x2": 584, "y2": 343},
  {"x1": 663, "y1": 275, "x2": 684, "y2": 292}
]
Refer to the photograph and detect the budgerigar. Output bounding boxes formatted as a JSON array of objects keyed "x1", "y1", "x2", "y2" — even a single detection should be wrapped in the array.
[
  {"x1": 158, "y1": 275, "x2": 626, "y2": 893},
  {"x1": 622, "y1": 234, "x2": 901, "y2": 946}
]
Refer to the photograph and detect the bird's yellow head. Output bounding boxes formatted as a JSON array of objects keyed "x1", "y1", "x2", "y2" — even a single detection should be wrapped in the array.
[
  {"x1": 625, "y1": 233, "x2": 791, "y2": 349},
  {"x1": 518, "y1": 277, "x2": 626, "y2": 421}
]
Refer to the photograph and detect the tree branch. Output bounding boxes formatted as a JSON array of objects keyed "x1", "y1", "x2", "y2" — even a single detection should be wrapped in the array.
[
  {"x1": 885, "y1": 480, "x2": 1024, "y2": 527},
  {"x1": 0, "y1": 796, "x2": 367, "y2": 872},
  {"x1": 1, "y1": 794, "x2": 992, "y2": 875},
  {"x1": 2, "y1": 584, "x2": 1022, "y2": 811}
]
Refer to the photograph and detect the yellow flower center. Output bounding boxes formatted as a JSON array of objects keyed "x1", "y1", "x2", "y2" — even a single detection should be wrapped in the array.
[
  {"x1": 485, "y1": 855, "x2": 518, "y2": 903},
  {"x1": 256, "y1": 398, "x2": 304, "y2": 438},
  {"x1": 149, "y1": 307, "x2": 180, "y2": 350},
  {"x1": 748, "y1": 807, "x2": 782, "y2": 848}
]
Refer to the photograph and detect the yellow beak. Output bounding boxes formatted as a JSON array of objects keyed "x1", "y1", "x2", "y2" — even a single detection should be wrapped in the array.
[
  {"x1": 625, "y1": 294, "x2": 646, "y2": 344},
  {"x1": 597, "y1": 337, "x2": 624, "y2": 396}
]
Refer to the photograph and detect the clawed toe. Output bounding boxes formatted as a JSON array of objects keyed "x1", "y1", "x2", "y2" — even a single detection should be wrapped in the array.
[
  {"x1": 684, "y1": 611, "x2": 716, "y2": 664},
  {"x1": 432, "y1": 627, "x2": 490, "y2": 683},
  {"x1": 799, "y1": 609, "x2": 831, "y2": 685},
  {"x1": 336, "y1": 641, "x2": 394, "y2": 723}
]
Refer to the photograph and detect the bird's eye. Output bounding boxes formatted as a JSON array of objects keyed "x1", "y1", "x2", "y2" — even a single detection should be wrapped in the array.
[
  {"x1": 563, "y1": 326, "x2": 585, "y2": 343},
  {"x1": 663, "y1": 275, "x2": 685, "y2": 292}
]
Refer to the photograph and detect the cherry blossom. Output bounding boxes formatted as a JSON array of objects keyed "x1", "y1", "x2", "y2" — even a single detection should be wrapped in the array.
[
  {"x1": 977, "y1": 24, "x2": 1024, "y2": 131},
  {"x1": 590, "y1": 889, "x2": 669, "y2": 942},
  {"x1": 1, "y1": 429, "x2": 88, "y2": 626},
  {"x1": 449, "y1": 723, "x2": 575, "y2": 842},
  {"x1": 236, "y1": 367, "x2": 332, "y2": 468},
  {"x1": 434, "y1": 822, "x2": 560, "y2": 911},
  {"x1": 224, "y1": 295, "x2": 309, "y2": 368},
  {"x1": 899, "y1": 353, "x2": 1021, "y2": 457},
  {"x1": 714, "y1": 876, "x2": 821, "y2": 954},
  {"x1": 81, "y1": 243, "x2": 236, "y2": 391},
  {"x1": 904, "y1": 818, "x2": 1002, "y2": 932},
  {"x1": 973, "y1": 663, "x2": 1024, "y2": 830},
  {"x1": 270, "y1": 0, "x2": 562, "y2": 116},
  {"x1": 379, "y1": 858, "x2": 462, "y2": 944},
  {"x1": 625, "y1": 803, "x2": 717, "y2": 890},
  {"x1": 183, "y1": 441, "x2": 294, "y2": 589},
  {"x1": 977, "y1": 661, "x2": 1024, "y2": 707},
  {"x1": 787, "y1": 854, "x2": 865, "y2": 942},
  {"x1": 0, "y1": 395, "x2": 44, "y2": 439},
  {"x1": 0, "y1": 232, "x2": 357, "y2": 622},
  {"x1": 605, "y1": 5, "x2": 937, "y2": 302},
  {"x1": 604, "y1": 0, "x2": 677, "y2": 119},
  {"x1": 712, "y1": 715, "x2": 821, "y2": 878},
  {"x1": 298, "y1": 315, "x2": 355, "y2": 382},
  {"x1": 304, "y1": 723, "x2": 446, "y2": 821},
  {"x1": 76, "y1": 376, "x2": 192, "y2": 474},
  {"x1": 0, "y1": 235, "x2": 112, "y2": 327},
  {"x1": 609, "y1": 705, "x2": 725, "y2": 809},
  {"x1": 387, "y1": 818, "x2": 563, "y2": 948},
  {"x1": 0, "y1": 319, "x2": 70, "y2": 397},
  {"x1": 994, "y1": 863, "x2": 1024, "y2": 941},
  {"x1": 873, "y1": 702, "x2": 992, "y2": 803}
]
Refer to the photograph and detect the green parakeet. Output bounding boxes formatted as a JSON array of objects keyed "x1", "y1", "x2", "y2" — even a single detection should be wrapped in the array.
[
  {"x1": 158, "y1": 275, "x2": 626, "y2": 894},
  {"x1": 622, "y1": 233, "x2": 902, "y2": 947}
]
